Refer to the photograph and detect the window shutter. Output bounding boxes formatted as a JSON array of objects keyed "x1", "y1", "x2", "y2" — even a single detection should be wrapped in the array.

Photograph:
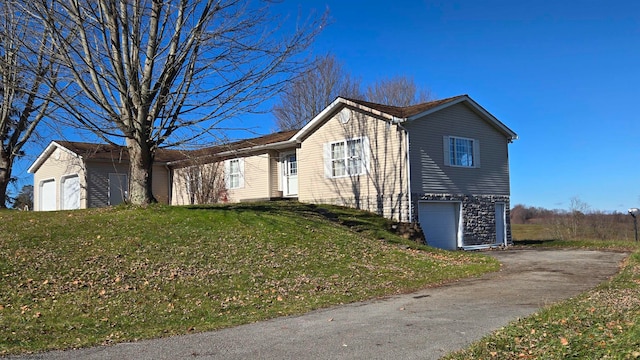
[
  {"x1": 443, "y1": 136, "x2": 451, "y2": 166},
  {"x1": 323, "y1": 143, "x2": 331, "y2": 178},
  {"x1": 224, "y1": 160, "x2": 230, "y2": 189},
  {"x1": 362, "y1": 136, "x2": 371, "y2": 173},
  {"x1": 473, "y1": 139, "x2": 480, "y2": 168},
  {"x1": 238, "y1": 158, "x2": 245, "y2": 188}
]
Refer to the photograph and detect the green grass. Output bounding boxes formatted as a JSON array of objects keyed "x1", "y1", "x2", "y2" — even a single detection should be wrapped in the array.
[
  {"x1": 0, "y1": 202, "x2": 497, "y2": 355},
  {"x1": 511, "y1": 223, "x2": 552, "y2": 241},
  {"x1": 445, "y1": 224, "x2": 640, "y2": 359}
]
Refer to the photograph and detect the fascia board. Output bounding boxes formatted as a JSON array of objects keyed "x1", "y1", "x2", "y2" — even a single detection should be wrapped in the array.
[
  {"x1": 166, "y1": 139, "x2": 297, "y2": 167},
  {"x1": 291, "y1": 98, "x2": 344, "y2": 142},
  {"x1": 405, "y1": 96, "x2": 468, "y2": 121},
  {"x1": 27, "y1": 141, "x2": 81, "y2": 174},
  {"x1": 210, "y1": 140, "x2": 297, "y2": 158},
  {"x1": 291, "y1": 97, "x2": 396, "y2": 142},
  {"x1": 406, "y1": 95, "x2": 518, "y2": 141}
]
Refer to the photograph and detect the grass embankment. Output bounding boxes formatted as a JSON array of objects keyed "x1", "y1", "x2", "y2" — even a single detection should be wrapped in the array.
[
  {"x1": 445, "y1": 224, "x2": 640, "y2": 359},
  {"x1": 0, "y1": 202, "x2": 497, "y2": 355}
]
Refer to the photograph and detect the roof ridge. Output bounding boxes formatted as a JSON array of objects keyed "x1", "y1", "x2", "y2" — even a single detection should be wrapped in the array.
[{"x1": 338, "y1": 94, "x2": 468, "y2": 118}]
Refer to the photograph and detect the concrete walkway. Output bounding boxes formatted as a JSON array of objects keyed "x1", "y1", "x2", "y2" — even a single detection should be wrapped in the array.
[{"x1": 9, "y1": 249, "x2": 627, "y2": 360}]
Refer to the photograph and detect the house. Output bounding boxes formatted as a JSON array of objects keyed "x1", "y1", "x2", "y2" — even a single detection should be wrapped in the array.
[{"x1": 29, "y1": 95, "x2": 517, "y2": 250}]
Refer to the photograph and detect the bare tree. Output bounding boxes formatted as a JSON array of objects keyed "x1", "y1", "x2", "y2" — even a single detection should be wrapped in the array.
[
  {"x1": 30, "y1": 0, "x2": 324, "y2": 205},
  {"x1": 0, "y1": 0, "x2": 57, "y2": 208},
  {"x1": 365, "y1": 76, "x2": 431, "y2": 107},
  {"x1": 273, "y1": 56, "x2": 432, "y2": 131},
  {"x1": 273, "y1": 53, "x2": 362, "y2": 131}
]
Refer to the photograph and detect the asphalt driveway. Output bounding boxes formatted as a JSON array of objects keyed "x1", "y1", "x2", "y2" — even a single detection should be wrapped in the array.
[{"x1": 9, "y1": 249, "x2": 627, "y2": 360}]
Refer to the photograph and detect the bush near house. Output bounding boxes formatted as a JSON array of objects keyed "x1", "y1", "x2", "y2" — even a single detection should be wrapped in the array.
[{"x1": 0, "y1": 202, "x2": 497, "y2": 355}]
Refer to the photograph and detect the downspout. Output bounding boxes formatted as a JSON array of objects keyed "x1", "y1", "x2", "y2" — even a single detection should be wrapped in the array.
[{"x1": 393, "y1": 117, "x2": 412, "y2": 223}]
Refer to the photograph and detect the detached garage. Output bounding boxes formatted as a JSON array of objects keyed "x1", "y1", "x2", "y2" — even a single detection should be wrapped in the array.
[
  {"x1": 28, "y1": 143, "x2": 87, "y2": 211},
  {"x1": 418, "y1": 202, "x2": 462, "y2": 250}
]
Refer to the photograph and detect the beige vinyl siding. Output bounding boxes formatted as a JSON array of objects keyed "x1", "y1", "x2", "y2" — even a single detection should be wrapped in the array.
[
  {"x1": 171, "y1": 162, "x2": 225, "y2": 205},
  {"x1": 405, "y1": 102, "x2": 511, "y2": 195},
  {"x1": 269, "y1": 150, "x2": 283, "y2": 198},
  {"x1": 226, "y1": 152, "x2": 272, "y2": 202},
  {"x1": 298, "y1": 108, "x2": 409, "y2": 221},
  {"x1": 152, "y1": 164, "x2": 170, "y2": 204},
  {"x1": 171, "y1": 166, "x2": 191, "y2": 205},
  {"x1": 33, "y1": 147, "x2": 87, "y2": 211},
  {"x1": 171, "y1": 151, "x2": 281, "y2": 205}
]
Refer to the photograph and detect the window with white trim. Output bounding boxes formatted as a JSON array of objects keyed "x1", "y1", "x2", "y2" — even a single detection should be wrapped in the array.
[
  {"x1": 325, "y1": 137, "x2": 368, "y2": 178},
  {"x1": 225, "y1": 158, "x2": 244, "y2": 189},
  {"x1": 445, "y1": 136, "x2": 479, "y2": 168}
]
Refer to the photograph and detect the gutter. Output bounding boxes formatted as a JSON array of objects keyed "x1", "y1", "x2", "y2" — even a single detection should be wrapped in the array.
[{"x1": 166, "y1": 139, "x2": 297, "y2": 167}]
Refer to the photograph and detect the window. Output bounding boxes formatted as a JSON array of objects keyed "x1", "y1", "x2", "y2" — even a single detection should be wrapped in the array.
[
  {"x1": 225, "y1": 158, "x2": 244, "y2": 189},
  {"x1": 325, "y1": 137, "x2": 368, "y2": 178},
  {"x1": 445, "y1": 136, "x2": 479, "y2": 168},
  {"x1": 286, "y1": 154, "x2": 297, "y2": 176}
]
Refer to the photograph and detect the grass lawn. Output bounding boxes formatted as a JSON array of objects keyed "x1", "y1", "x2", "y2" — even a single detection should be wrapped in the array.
[
  {"x1": 445, "y1": 225, "x2": 640, "y2": 359},
  {"x1": 0, "y1": 202, "x2": 498, "y2": 355}
]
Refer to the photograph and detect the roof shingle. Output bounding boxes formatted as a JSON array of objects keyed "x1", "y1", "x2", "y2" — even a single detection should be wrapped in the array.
[
  {"x1": 53, "y1": 129, "x2": 299, "y2": 165},
  {"x1": 342, "y1": 95, "x2": 467, "y2": 118}
]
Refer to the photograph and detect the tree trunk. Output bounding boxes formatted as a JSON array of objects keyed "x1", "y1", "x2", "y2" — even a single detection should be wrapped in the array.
[
  {"x1": 0, "y1": 151, "x2": 13, "y2": 209},
  {"x1": 126, "y1": 138, "x2": 156, "y2": 205}
]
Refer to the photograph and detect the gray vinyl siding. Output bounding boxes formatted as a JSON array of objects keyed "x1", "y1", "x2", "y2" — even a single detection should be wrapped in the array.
[
  {"x1": 406, "y1": 103, "x2": 511, "y2": 195},
  {"x1": 86, "y1": 161, "x2": 128, "y2": 208},
  {"x1": 86, "y1": 161, "x2": 171, "y2": 207}
]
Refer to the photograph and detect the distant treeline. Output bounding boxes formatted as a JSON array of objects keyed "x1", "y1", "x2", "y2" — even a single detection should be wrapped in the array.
[{"x1": 510, "y1": 199, "x2": 635, "y2": 241}]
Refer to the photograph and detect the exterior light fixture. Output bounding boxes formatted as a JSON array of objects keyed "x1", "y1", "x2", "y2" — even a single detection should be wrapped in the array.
[{"x1": 628, "y1": 208, "x2": 639, "y2": 242}]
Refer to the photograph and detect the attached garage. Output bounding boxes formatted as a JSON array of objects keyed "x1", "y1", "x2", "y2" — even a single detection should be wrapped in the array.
[
  {"x1": 40, "y1": 179, "x2": 57, "y2": 211},
  {"x1": 418, "y1": 202, "x2": 462, "y2": 250}
]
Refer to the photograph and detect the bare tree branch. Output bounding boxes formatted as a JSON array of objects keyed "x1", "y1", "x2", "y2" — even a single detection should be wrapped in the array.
[
  {"x1": 273, "y1": 53, "x2": 362, "y2": 131},
  {"x1": 0, "y1": 0, "x2": 58, "y2": 207},
  {"x1": 29, "y1": 0, "x2": 325, "y2": 204},
  {"x1": 365, "y1": 76, "x2": 432, "y2": 107},
  {"x1": 272, "y1": 55, "x2": 432, "y2": 131}
]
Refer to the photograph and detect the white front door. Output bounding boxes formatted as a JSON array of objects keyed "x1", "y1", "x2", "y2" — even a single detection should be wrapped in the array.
[
  {"x1": 495, "y1": 203, "x2": 506, "y2": 246},
  {"x1": 282, "y1": 152, "x2": 298, "y2": 197},
  {"x1": 109, "y1": 173, "x2": 128, "y2": 205}
]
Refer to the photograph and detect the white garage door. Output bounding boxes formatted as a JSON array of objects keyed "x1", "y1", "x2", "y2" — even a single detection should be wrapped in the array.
[
  {"x1": 40, "y1": 179, "x2": 57, "y2": 211},
  {"x1": 62, "y1": 175, "x2": 80, "y2": 210},
  {"x1": 418, "y1": 202, "x2": 460, "y2": 250}
]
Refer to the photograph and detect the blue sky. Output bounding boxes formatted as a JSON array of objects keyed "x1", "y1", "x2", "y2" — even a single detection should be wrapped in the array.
[
  {"x1": 13, "y1": 0, "x2": 640, "y2": 212},
  {"x1": 268, "y1": 0, "x2": 639, "y2": 212}
]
